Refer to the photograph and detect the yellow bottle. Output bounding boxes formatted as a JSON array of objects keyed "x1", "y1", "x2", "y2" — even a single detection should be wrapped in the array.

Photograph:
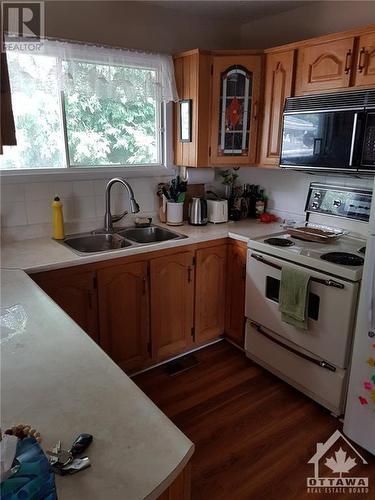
[{"x1": 52, "y1": 195, "x2": 65, "y2": 240}]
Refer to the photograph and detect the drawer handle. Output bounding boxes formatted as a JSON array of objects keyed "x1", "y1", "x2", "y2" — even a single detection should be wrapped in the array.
[
  {"x1": 358, "y1": 47, "x2": 366, "y2": 73},
  {"x1": 251, "y1": 321, "x2": 336, "y2": 372},
  {"x1": 344, "y1": 50, "x2": 352, "y2": 74}
]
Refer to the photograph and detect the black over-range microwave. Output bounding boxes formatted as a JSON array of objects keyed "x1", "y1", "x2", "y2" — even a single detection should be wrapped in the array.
[{"x1": 280, "y1": 89, "x2": 375, "y2": 173}]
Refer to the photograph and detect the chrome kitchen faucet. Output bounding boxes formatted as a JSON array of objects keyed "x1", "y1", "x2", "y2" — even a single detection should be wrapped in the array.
[{"x1": 97, "y1": 177, "x2": 140, "y2": 233}]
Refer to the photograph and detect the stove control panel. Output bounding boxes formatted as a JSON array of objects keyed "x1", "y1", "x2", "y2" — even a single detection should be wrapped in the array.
[{"x1": 305, "y1": 183, "x2": 372, "y2": 222}]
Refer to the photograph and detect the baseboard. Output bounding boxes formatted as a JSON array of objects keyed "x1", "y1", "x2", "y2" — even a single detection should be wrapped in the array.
[{"x1": 130, "y1": 337, "x2": 224, "y2": 377}]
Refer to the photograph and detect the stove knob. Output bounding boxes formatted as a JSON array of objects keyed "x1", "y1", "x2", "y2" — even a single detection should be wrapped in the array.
[
  {"x1": 369, "y1": 331, "x2": 375, "y2": 338},
  {"x1": 314, "y1": 192, "x2": 321, "y2": 199},
  {"x1": 312, "y1": 201, "x2": 319, "y2": 209},
  {"x1": 333, "y1": 200, "x2": 341, "y2": 207}
]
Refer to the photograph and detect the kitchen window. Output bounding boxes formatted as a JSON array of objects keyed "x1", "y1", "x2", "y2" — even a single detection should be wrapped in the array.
[{"x1": 0, "y1": 39, "x2": 178, "y2": 171}]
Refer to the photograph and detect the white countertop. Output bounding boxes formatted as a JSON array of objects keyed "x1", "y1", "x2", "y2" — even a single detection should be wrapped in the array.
[
  {"x1": 1, "y1": 220, "x2": 281, "y2": 273},
  {"x1": 1, "y1": 269, "x2": 194, "y2": 499},
  {"x1": 0, "y1": 220, "x2": 280, "y2": 499}
]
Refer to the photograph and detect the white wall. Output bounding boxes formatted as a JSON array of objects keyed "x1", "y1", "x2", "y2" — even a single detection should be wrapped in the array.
[
  {"x1": 211, "y1": 168, "x2": 374, "y2": 225},
  {"x1": 240, "y1": 1, "x2": 375, "y2": 48}
]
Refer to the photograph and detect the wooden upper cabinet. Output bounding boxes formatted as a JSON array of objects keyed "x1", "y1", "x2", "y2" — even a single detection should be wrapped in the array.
[
  {"x1": 32, "y1": 269, "x2": 99, "y2": 343},
  {"x1": 210, "y1": 55, "x2": 262, "y2": 165},
  {"x1": 150, "y1": 251, "x2": 195, "y2": 361},
  {"x1": 97, "y1": 261, "x2": 150, "y2": 373},
  {"x1": 225, "y1": 242, "x2": 247, "y2": 347},
  {"x1": 354, "y1": 32, "x2": 375, "y2": 87},
  {"x1": 297, "y1": 37, "x2": 355, "y2": 93},
  {"x1": 195, "y1": 245, "x2": 227, "y2": 343},
  {"x1": 259, "y1": 50, "x2": 295, "y2": 166},
  {"x1": 174, "y1": 50, "x2": 211, "y2": 167}
]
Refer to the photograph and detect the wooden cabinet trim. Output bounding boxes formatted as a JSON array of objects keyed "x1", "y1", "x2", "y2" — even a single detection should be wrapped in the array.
[
  {"x1": 30, "y1": 238, "x2": 230, "y2": 279},
  {"x1": 265, "y1": 24, "x2": 375, "y2": 53}
]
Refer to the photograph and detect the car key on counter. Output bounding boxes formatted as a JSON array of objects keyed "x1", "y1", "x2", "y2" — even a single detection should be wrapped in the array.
[
  {"x1": 48, "y1": 433, "x2": 93, "y2": 475},
  {"x1": 69, "y1": 433, "x2": 93, "y2": 457}
]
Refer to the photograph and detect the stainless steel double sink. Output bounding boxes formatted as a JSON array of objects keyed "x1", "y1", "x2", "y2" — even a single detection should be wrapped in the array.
[{"x1": 63, "y1": 226, "x2": 187, "y2": 255}]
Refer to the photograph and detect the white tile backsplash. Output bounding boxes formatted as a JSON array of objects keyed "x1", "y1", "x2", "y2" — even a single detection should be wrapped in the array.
[
  {"x1": 25, "y1": 182, "x2": 50, "y2": 202},
  {"x1": 1, "y1": 168, "x2": 372, "y2": 243},
  {"x1": 1, "y1": 201, "x2": 27, "y2": 227},
  {"x1": 1, "y1": 175, "x2": 162, "y2": 242},
  {"x1": 25, "y1": 200, "x2": 51, "y2": 224}
]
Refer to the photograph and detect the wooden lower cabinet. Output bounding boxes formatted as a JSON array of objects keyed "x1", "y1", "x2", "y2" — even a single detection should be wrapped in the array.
[
  {"x1": 32, "y1": 241, "x2": 234, "y2": 372},
  {"x1": 158, "y1": 463, "x2": 191, "y2": 500},
  {"x1": 194, "y1": 245, "x2": 227, "y2": 343},
  {"x1": 150, "y1": 251, "x2": 195, "y2": 361},
  {"x1": 225, "y1": 241, "x2": 247, "y2": 347},
  {"x1": 32, "y1": 269, "x2": 99, "y2": 343},
  {"x1": 97, "y1": 261, "x2": 150, "y2": 373}
]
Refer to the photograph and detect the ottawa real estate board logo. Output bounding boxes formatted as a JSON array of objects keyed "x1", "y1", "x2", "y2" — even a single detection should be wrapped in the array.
[{"x1": 307, "y1": 430, "x2": 369, "y2": 495}]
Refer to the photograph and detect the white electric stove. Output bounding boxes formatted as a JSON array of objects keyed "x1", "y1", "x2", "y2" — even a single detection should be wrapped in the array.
[
  {"x1": 245, "y1": 182, "x2": 372, "y2": 416},
  {"x1": 249, "y1": 231, "x2": 366, "y2": 282}
]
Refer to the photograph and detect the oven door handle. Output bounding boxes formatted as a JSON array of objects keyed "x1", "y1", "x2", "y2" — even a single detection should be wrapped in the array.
[
  {"x1": 250, "y1": 321, "x2": 337, "y2": 372},
  {"x1": 250, "y1": 253, "x2": 345, "y2": 289}
]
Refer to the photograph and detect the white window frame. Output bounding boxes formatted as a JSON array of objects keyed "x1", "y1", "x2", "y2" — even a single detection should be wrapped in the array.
[{"x1": 1, "y1": 48, "x2": 176, "y2": 181}]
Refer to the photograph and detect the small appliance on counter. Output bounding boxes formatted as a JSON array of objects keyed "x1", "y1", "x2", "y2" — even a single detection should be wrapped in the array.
[
  {"x1": 207, "y1": 199, "x2": 228, "y2": 224},
  {"x1": 188, "y1": 197, "x2": 208, "y2": 226}
]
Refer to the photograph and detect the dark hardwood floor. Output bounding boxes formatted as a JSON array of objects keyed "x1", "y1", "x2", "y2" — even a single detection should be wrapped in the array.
[{"x1": 134, "y1": 341, "x2": 375, "y2": 500}]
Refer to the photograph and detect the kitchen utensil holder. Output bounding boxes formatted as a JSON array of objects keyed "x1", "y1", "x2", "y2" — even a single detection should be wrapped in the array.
[{"x1": 167, "y1": 202, "x2": 184, "y2": 226}]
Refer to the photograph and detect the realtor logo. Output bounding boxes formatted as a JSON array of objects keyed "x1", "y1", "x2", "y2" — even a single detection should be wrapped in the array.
[
  {"x1": 307, "y1": 430, "x2": 369, "y2": 495},
  {"x1": 1, "y1": 1, "x2": 44, "y2": 52}
]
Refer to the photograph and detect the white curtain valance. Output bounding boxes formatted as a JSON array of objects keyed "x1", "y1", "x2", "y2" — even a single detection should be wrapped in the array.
[{"x1": 5, "y1": 37, "x2": 179, "y2": 102}]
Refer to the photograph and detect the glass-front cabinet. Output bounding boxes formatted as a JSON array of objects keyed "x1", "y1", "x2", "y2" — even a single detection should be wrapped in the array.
[{"x1": 210, "y1": 55, "x2": 262, "y2": 165}]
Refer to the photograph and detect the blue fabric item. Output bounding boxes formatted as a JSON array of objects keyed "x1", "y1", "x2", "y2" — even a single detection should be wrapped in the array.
[{"x1": 1, "y1": 437, "x2": 57, "y2": 500}]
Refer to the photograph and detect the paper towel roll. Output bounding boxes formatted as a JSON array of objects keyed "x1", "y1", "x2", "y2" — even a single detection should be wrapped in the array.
[{"x1": 185, "y1": 167, "x2": 215, "y2": 185}]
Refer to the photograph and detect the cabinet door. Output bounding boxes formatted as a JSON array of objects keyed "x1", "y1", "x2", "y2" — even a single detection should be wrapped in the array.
[
  {"x1": 32, "y1": 270, "x2": 98, "y2": 343},
  {"x1": 97, "y1": 261, "x2": 150, "y2": 373},
  {"x1": 195, "y1": 245, "x2": 227, "y2": 342},
  {"x1": 259, "y1": 50, "x2": 295, "y2": 167},
  {"x1": 150, "y1": 252, "x2": 195, "y2": 361},
  {"x1": 298, "y1": 37, "x2": 355, "y2": 93},
  {"x1": 210, "y1": 55, "x2": 262, "y2": 165},
  {"x1": 174, "y1": 50, "x2": 211, "y2": 167},
  {"x1": 225, "y1": 243, "x2": 247, "y2": 347},
  {"x1": 354, "y1": 32, "x2": 375, "y2": 87}
]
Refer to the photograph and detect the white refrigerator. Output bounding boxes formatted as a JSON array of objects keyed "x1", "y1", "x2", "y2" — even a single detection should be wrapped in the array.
[{"x1": 344, "y1": 178, "x2": 375, "y2": 455}]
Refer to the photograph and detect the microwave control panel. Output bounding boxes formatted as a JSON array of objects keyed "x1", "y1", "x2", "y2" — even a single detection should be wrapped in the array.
[{"x1": 305, "y1": 183, "x2": 372, "y2": 222}]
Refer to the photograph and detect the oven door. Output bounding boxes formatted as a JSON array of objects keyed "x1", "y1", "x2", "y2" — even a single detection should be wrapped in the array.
[
  {"x1": 280, "y1": 110, "x2": 365, "y2": 171},
  {"x1": 245, "y1": 251, "x2": 359, "y2": 369}
]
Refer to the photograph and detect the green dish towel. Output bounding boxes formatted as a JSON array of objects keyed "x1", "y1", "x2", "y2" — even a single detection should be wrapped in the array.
[{"x1": 279, "y1": 266, "x2": 310, "y2": 330}]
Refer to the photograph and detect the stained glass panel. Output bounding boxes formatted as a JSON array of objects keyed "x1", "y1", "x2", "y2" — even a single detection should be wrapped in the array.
[{"x1": 218, "y1": 65, "x2": 252, "y2": 156}]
